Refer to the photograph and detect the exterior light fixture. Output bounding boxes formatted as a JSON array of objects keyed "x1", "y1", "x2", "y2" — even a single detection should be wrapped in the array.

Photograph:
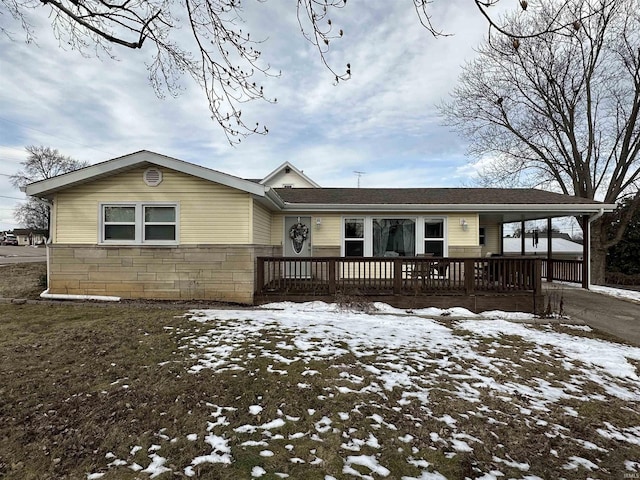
[{"x1": 460, "y1": 219, "x2": 469, "y2": 231}]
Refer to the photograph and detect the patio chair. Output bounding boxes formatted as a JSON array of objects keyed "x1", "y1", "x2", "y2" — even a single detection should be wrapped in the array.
[{"x1": 411, "y1": 255, "x2": 449, "y2": 289}]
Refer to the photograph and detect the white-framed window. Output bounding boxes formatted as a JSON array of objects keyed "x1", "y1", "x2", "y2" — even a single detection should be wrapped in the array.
[
  {"x1": 373, "y1": 218, "x2": 416, "y2": 257},
  {"x1": 343, "y1": 218, "x2": 365, "y2": 257},
  {"x1": 100, "y1": 202, "x2": 178, "y2": 244},
  {"x1": 424, "y1": 218, "x2": 445, "y2": 257},
  {"x1": 103, "y1": 205, "x2": 136, "y2": 241},
  {"x1": 342, "y1": 216, "x2": 447, "y2": 257}
]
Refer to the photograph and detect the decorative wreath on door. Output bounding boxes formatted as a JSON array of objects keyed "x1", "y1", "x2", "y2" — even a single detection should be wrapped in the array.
[{"x1": 289, "y1": 222, "x2": 309, "y2": 254}]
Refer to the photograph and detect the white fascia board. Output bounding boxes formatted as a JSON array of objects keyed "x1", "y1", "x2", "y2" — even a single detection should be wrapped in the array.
[
  {"x1": 151, "y1": 156, "x2": 265, "y2": 196},
  {"x1": 262, "y1": 188, "x2": 286, "y2": 209},
  {"x1": 25, "y1": 150, "x2": 266, "y2": 197},
  {"x1": 279, "y1": 203, "x2": 617, "y2": 213}
]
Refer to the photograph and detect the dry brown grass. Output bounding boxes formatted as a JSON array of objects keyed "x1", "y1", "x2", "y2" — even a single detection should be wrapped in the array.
[
  {"x1": 0, "y1": 262, "x2": 46, "y2": 299},
  {"x1": 1, "y1": 266, "x2": 639, "y2": 479}
]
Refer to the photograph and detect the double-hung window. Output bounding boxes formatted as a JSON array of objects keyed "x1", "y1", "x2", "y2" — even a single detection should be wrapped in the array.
[
  {"x1": 424, "y1": 219, "x2": 445, "y2": 257},
  {"x1": 103, "y1": 205, "x2": 136, "y2": 241},
  {"x1": 101, "y1": 203, "x2": 178, "y2": 244},
  {"x1": 343, "y1": 218, "x2": 364, "y2": 256}
]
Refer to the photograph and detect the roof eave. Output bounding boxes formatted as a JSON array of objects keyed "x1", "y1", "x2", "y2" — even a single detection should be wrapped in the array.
[
  {"x1": 25, "y1": 150, "x2": 266, "y2": 197},
  {"x1": 278, "y1": 203, "x2": 616, "y2": 213}
]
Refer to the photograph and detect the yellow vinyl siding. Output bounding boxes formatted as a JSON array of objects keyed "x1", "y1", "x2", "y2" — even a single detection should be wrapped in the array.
[
  {"x1": 54, "y1": 166, "x2": 251, "y2": 245},
  {"x1": 481, "y1": 222, "x2": 501, "y2": 256},
  {"x1": 446, "y1": 213, "x2": 478, "y2": 247},
  {"x1": 311, "y1": 214, "x2": 341, "y2": 246},
  {"x1": 252, "y1": 201, "x2": 272, "y2": 244},
  {"x1": 271, "y1": 213, "x2": 341, "y2": 247},
  {"x1": 272, "y1": 212, "x2": 481, "y2": 252}
]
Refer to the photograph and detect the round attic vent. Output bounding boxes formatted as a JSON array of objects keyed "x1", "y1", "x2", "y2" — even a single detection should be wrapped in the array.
[{"x1": 143, "y1": 168, "x2": 162, "y2": 186}]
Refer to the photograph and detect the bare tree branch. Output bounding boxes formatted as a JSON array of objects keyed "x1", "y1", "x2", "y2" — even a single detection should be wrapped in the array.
[
  {"x1": 1, "y1": 0, "x2": 610, "y2": 143},
  {"x1": 441, "y1": 0, "x2": 640, "y2": 282}
]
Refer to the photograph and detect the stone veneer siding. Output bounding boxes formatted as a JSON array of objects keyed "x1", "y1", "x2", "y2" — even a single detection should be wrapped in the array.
[
  {"x1": 48, "y1": 244, "x2": 277, "y2": 304},
  {"x1": 448, "y1": 246, "x2": 483, "y2": 258}
]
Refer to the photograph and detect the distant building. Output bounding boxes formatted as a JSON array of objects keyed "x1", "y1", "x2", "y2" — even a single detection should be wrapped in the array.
[
  {"x1": 503, "y1": 236, "x2": 583, "y2": 260},
  {"x1": 12, "y1": 228, "x2": 48, "y2": 246}
]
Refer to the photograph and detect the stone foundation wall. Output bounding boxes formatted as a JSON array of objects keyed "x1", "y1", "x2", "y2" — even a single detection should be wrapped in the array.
[
  {"x1": 48, "y1": 244, "x2": 277, "y2": 304},
  {"x1": 313, "y1": 246, "x2": 340, "y2": 257},
  {"x1": 448, "y1": 246, "x2": 483, "y2": 258}
]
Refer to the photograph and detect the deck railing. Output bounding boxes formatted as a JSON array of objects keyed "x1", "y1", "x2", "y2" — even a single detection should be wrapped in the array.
[
  {"x1": 256, "y1": 257, "x2": 543, "y2": 296},
  {"x1": 542, "y1": 259, "x2": 583, "y2": 284}
]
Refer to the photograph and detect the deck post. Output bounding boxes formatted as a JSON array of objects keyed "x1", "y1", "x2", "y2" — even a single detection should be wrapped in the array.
[
  {"x1": 582, "y1": 215, "x2": 589, "y2": 289},
  {"x1": 546, "y1": 218, "x2": 553, "y2": 282},
  {"x1": 534, "y1": 258, "x2": 542, "y2": 295},
  {"x1": 328, "y1": 258, "x2": 336, "y2": 294},
  {"x1": 393, "y1": 258, "x2": 402, "y2": 294},
  {"x1": 256, "y1": 257, "x2": 265, "y2": 294},
  {"x1": 464, "y1": 258, "x2": 475, "y2": 294}
]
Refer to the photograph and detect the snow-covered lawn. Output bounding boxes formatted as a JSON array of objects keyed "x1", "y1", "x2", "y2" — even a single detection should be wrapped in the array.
[{"x1": 88, "y1": 302, "x2": 640, "y2": 479}]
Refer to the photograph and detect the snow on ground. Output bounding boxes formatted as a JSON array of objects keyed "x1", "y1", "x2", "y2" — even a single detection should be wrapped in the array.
[
  {"x1": 589, "y1": 284, "x2": 640, "y2": 303},
  {"x1": 88, "y1": 301, "x2": 640, "y2": 478},
  {"x1": 552, "y1": 281, "x2": 640, "y2": 303}
]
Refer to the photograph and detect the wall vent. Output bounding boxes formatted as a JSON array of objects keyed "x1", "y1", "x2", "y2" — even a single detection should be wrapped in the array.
[{"x1": 143, "y1": 168, "x2": 163, "y2": 187}]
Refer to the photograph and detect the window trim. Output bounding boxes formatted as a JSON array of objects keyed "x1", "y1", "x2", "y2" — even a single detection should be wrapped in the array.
[
  {"x1": 479, "y1": 226, "x2": 486, "y2": 246},
  {"x1": 99, "y1": 202, "x2": 180, "y2": 245}
]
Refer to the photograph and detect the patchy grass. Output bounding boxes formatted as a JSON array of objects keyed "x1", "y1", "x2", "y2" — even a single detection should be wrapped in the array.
[
  {"x1": 1, "y1": 264, "x2": 639, "y2": 478},
  {"x1": 0, "y1": 262, "x2": 46, "y2": 299},
  {"x1": 0, "y1": 302, "x2": 639, "y2": 479}
]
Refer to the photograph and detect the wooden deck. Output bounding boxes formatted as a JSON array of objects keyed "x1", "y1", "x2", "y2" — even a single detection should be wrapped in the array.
[{"x1": 256, "y1": 257, "x2": 549, "y2": 313}]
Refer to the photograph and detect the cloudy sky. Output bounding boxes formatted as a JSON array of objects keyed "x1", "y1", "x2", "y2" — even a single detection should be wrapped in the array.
[{"x1": 0, "y1": 1, "x2": 517, "y2": 231}]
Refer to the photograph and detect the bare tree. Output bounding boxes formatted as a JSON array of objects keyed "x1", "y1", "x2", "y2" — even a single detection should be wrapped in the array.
[
  {"x1": 14, "y1": 200, "x2": 49, "y2": 230},
  {"x1": 1, "y1": 0, "x2": 594, "y2": 143},
  {"x1": 11, "y1": 146, "x2": 88, "y2": 232},
  {"x1": 441, "y1": 0, "x2": 640, "y2": 284}
]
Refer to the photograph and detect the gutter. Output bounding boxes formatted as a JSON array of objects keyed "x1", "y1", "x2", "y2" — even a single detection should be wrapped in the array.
[
  {"x1": 276, "y1": 203, "x2": 618, "y2": 213},
  {"x1": 586, "y1": 208, "x2": 605, "y2": 289}
]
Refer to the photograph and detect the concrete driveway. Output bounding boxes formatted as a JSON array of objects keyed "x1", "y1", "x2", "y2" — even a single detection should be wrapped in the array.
[
  {"x1": 0, "y1": 245, "x2": 46, "y2": 264},
  {"x1": 545, "y1": 282, "x2": 640, "y2": 346}
]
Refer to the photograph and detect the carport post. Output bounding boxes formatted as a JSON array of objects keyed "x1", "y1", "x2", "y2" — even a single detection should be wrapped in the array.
[
  {"x1": 546, "y1": 218, "x2": 553, "y2": 282},
  {"x1": 582, "y1": 215, "x2": 589, "y2": 289}
]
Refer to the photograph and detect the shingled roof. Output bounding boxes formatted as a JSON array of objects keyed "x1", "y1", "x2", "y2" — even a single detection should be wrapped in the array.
[{"x1": 273, "y1": 188, "x2": 602, "y2": 205}]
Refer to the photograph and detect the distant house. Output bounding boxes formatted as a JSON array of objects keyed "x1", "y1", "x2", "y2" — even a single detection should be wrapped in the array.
[
  {"x1": 503, "y1": 236, "x2": 584, "y2": 260},
  {"x1": 13, "y1": 228, "x2": 48, "y2": 246},
  {"x1": 24, "y1": 150, "x2": 615, "y2": 305}
]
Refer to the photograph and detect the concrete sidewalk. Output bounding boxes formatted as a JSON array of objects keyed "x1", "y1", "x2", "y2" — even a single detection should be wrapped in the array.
[{"x1": 545, "y1": 283, "x2": 640, "y2": 346}]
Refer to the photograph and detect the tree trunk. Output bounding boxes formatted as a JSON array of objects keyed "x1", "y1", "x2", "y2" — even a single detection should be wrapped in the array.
[{"x1": 590, "y1": 218, "x2": 608, "y2": 285}]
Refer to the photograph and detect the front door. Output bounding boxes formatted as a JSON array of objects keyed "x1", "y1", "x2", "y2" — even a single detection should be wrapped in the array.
[{"x1": 284, "y1": 216, "x2": 311, "y2": 277}]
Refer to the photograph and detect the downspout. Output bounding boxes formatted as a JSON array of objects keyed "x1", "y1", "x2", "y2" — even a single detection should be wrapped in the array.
[
  {"x1": 38, "y1": 234, "x2": 121, "y2": 301},
  {"x1": 25, "y1": 197, "x2": 121, "y2": 302},
  {"x1": 21, "y1": 192, "x2": 54, "y2": 292},
  {"x1": 587, "y1": 208, "x2": 605, "y2": 289}
]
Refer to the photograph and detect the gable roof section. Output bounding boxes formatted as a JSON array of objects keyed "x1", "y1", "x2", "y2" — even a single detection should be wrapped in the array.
[
  {"x1": 260, "y1": 161, "x2": 320, "y2": 188},
  {"x1": 25, "y1": 150, "x2": 266, "y2": 197}
]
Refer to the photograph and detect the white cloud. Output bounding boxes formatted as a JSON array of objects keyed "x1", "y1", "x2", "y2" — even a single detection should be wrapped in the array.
[{"x1": 0, "y1": 0, "x2": 524, "y2": 229}]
